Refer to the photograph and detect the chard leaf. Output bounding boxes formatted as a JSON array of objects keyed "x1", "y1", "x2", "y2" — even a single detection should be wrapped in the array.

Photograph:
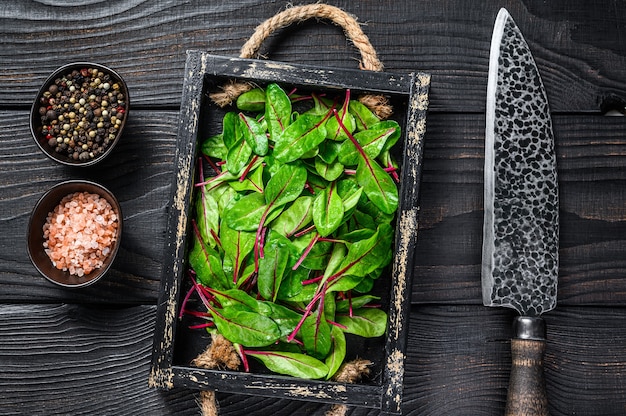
[
  {"x1": 274, "y1": 113, "x2": 327, "y2": 163},
  {"x1": 257, "y1": 301, "x2": 301, "y2": 338},
  {"x1": 226, "y1": 137, "x2": 253, "y2": 176},
  {"x1": 326, "y1": 274, "x2": 365, "y2": 293},
  {"x1": 355, "y1": 152, "x2": 398, "y2": 215},
  {"x1": 325, "y1": 326, "x2": 346, "y2": 380},
  {"x1": 237, "y1": 88, "x2": 266, "y2": 112},
  {"x1": 325, "y1": 93, "x2": 356, "y2": 141},
  {"x1": 228, "y1": 162, "x2": 264, "y2": 193},
  {"x1": 348, "y1": 100, "x2": 380, "y2": 131},
  {"x1": 301, "y1": 311, "x2": 332, "y2": 359},
  {"x1": 201, "y1": 134, "x2": 227, "y2": 159},
  {"x1": 222, "y1": 192, "x2": 268, "y2": 231},
  {"x1": 189, "y1": 235, "x2": 229, "y2": 290},
  {"x1": 312, "y1": 182, "x2": 344, "y2": 237},
  {"x1": 357, "y1": 199, "x2": 396, "y2": 225},
  {"x1": 338, "y1": 125, "x2": 397, "y2": 166},
  {"x1": 323, "y1": 243, "x2": 347, "y2": 279},
  {"x1": 314, "y1": 157, "x2": 344, "y2": 182},
  {"x1": 221, "y1": 221, "x2": 255, "y2": 283},
  {"x1": 208, "y1": 288, "x2": 259, "y2": 311},
  {"x1": 264, "y1": 162, "x2": 307, "y2": 207},
  {"x1": 211, "y1": 307, "x2": 280, "y2": 347},
  {"x1": 245, "y1": 350, "x2": 329, "y2": 379},
  {"x1": 258, "y1": 232, "x2": 297, "y2": 302},
  {"x1": 196, "y1": 187, "x2": 219, "y2": 248},
  {"x1": 333, "y1": 223, "x2": 394, "y2": 280},
  {"x1": 277, "y1": 267, "x2": 316, "y2": 302},
  {"x1": 335, "y1": 295, "x2": 381, "y2": 313},
  {"x1": 222, "y1": 111, "x2": 239, "y2": 149},
  {"x1": 265, "y1": 83, "x2": 292, "y2": 138},
  {"x1": 318, "y1": 140, "x2": 341, "y2": 164},
  {"x1": 292, "y1": 234, "x2": 332, "y2": 270},
  {"x1": 238, "y1": 113, "x2": 268, "y2": 156},
  {"x1": 375, "y1": 120, "x2": 401, "y2": 152},
  {"x1": 303, "y1": 93, "x2": 332, "y2": 116},
  {"x1": 336, "y1": 308, "x2": 388, "y2": 338},
  {"x1": 212, "y1": 185, "x2": 237, "y2": 215},
  {"x1": 271, "y1": 196, "x2": 313, "y2": 237},
  {"x1": 353, "y1": 276, "x2": 374, "y2": 293}
]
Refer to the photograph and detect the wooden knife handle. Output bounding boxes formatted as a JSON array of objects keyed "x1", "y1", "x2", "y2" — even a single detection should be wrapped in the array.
[{"x1": 505, "y1": 316, "x2": 549, "y2": 416}]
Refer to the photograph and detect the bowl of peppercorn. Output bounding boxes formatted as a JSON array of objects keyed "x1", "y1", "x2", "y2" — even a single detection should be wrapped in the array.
[
  {"x1": 27, "y1": 180, "x2": 123, "y2": 288},
  {"x1": 30, "y1": 62, "x2": 129, "y2": 166}
]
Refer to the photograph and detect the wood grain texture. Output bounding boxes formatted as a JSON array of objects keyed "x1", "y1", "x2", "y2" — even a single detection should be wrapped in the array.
[
  {"x1": 412, "y1": 113, "x2": 626, "y2": 306},
  {"x1": 0, "y1": 110, "x2": 176, "y2": 303},
  {"x1": 1, "y1": 111, "x2": 624, "y2": 305},
  {"x1": 1, "y1": 1, "x2": 625, "y2": 414},
  {"x1": 1, "y1": 304, "x2": 625, "y2": 415},
  {"x1": 0, "y1": 0, "x2": 624, "y2": 112}
]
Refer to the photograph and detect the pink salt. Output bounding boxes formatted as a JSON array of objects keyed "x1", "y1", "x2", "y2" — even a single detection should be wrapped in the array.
[{"x1": 43, "y1": 191, "x2": 119, "y2": 277}]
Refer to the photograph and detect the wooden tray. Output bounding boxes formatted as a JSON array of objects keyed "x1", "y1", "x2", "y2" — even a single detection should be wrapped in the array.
[{"x1": 150, "y1": 50, "x2": 430, "y2": 414}]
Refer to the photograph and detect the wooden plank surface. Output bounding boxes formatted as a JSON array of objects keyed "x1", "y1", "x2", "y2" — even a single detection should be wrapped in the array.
[
  {"x1": 1, "y1": 303, "x2": 625, "y2": 415},
  {"x1": 1, "y1": 0, "x2": 625, "y2": 415},
  {"x1": 1, "y1": 111, "x2": 624, "y2": 306},
  {"x1": 0, "y1": 0, "x2": 624, "y2": 113}
]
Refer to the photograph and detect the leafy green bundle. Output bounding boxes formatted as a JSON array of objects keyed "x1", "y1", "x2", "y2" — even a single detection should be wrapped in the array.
[{"x1": 184, "y1": 83, "x2": 401, "y2": 380}]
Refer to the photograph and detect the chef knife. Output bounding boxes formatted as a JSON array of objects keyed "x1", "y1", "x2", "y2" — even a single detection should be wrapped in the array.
[{"x1": 483, "y1": 8, "x2": 559, "y2": 416}]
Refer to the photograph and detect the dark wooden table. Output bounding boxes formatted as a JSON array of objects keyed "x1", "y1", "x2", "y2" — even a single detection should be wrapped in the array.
[{"x1": 1, "y1": 1, "x2": 625, "y2": 415}]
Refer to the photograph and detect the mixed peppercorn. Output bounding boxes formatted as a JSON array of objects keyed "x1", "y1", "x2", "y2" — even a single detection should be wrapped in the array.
[{"x1": 37, "y1": 67, "x2": 127, "y2": 162}]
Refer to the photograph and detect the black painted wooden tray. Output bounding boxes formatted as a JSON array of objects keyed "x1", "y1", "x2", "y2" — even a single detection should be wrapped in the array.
[{"x1": 150, "y1": 50, "x2": 430, "y2": 414}]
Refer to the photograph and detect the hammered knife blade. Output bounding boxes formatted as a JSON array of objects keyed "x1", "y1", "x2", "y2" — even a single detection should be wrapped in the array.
[{"x1": 482, "y1": 8, "x2": 559, "y2": 416}]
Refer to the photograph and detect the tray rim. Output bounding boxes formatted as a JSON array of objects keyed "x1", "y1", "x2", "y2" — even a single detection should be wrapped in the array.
[{"x1": 149, "y1": 50, "x2": 430, "y2": 414}]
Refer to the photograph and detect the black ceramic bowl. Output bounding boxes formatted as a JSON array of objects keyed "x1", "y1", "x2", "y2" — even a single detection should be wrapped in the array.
[
  {"x1": 30, "y1": 62, "x2": 129, "y2": 167},
  {"x1": 27, "y1": 180, "x2": 123, "y2": 288}
]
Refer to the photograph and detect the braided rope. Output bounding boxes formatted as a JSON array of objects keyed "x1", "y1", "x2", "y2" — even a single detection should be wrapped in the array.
[{"x1": 209, "y1": 3, "x2": 392, "y2": 118}]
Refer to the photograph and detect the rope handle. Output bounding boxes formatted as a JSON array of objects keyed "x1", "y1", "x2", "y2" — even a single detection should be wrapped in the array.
[{"x1": 209, "y1": 3, "x2": 393, "y2": 119}]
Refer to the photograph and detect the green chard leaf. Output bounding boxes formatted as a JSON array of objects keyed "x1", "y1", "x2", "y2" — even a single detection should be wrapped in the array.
[
  {"x1": 257, "y1": 231, "x2": 298, "y2": 302},
  {"x1": 223, "y1": 192, "x2": 278, "y2": 231},
  {"x1": 222, "y1": 111, "x2": 239, "y2": 149},
  {"x1": 236, "y1": 88, "x2": 266, "y2": 112},
  {"x1": 325, "y1": 92, "x2": 356, "y2": 141},
  {"x1": 312, "y1": 181, "x2": 344, "y2": 237},
  {"x1": 189, "y1": 234, "x2": 229, "y2": 290},
  {"x1": 265, "y1": 83, "x2": 292, "y2": 138},
  {"x1": 355, "y1": 152, "x2": 398, "y2": 215},
  {"x1": 325, "y1": 326, "x2": 346, "y2": 380},
  {"x1": 338, "y1": 124, "x2": 398, "y2": 166},
  {"x1": 257, "y1": 301, "x2": 301, "y2": 339},
  {"x1": 226, "y1": 137, "x2": 253, "y2": 176},
  {"x1": 245, "y1": 350, "x2": 329, "y2": 379},
  {"x1": 195, "y1": 186, "x2": 220, "y2": 248},
  {"x1": 314, "y1": 157, "x2": 344, "y2": 182},
  {"x1": 273, "y1": 113, "x2": 328, "y2": 163},
  {"x1": 301, "y1": 310, "x2": 332, "y2": 359},
  {"x1": 207, "y1": 288, "x2": 259, "y2": 311},
  {"x1": 271, "y1": 196, "x2": 313, "y2": 237},
  {"x1": 238, "y1": 112, "x2": 268, "y2": 156},
  {"x1": 211, "y1": 307, "x2": 281, "y2": 347},
  {"x1": 328, "y1": 223, "x2": 394, "y2": 287},
  {"x1": 201, "y1": 134, "x2": 227, "y2": 159},
  {"x1": 335, "y1": 295, "x2": 381, "y2": 313},
  {"x1": 264, "y1": 162, "x2": 308, "y2": 208},
  {"x1": 220, "y1": 221, "x2": 255, "y2": 284},
  {"x1": 348, "y1": 99, "x2": 380, "y2": 131},
  {"x1": 336, "y1": 307, "x2": 388, "y2": 338}
]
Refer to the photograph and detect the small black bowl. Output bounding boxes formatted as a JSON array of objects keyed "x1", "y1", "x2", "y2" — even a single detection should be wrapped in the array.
[
  {"x1": 30, "y1": 62, "x2": 130, "y2": 167},
  {"x1": 27, "y1": 180, "x2": 123, "y2": 288}
]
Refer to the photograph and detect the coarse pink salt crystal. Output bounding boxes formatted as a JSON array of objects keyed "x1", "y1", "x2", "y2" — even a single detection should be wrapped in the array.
[{"x1": 42, "y1": 191, "x2": 119, "y2": 277}]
